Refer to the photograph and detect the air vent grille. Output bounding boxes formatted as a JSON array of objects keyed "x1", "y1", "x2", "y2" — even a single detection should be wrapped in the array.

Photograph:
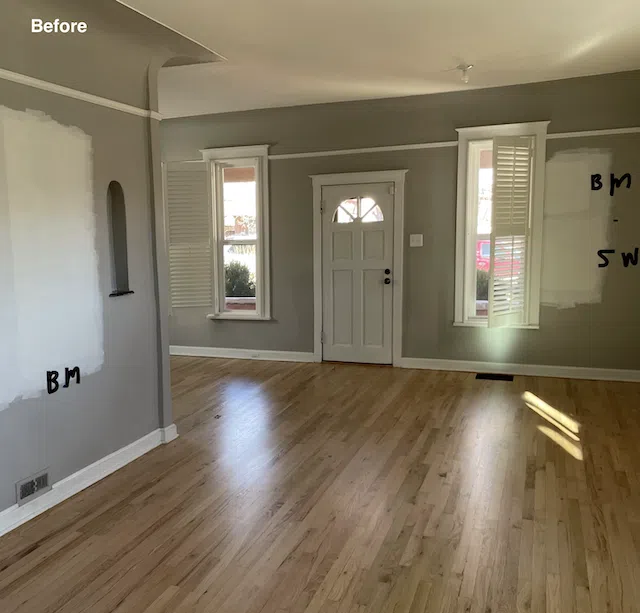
[
  {"x1": 475, "y1": 373, "x2": 514, "y2": 381},
  {"x1": 17, "y1": 471, "x2": 50, "y2": 506}
]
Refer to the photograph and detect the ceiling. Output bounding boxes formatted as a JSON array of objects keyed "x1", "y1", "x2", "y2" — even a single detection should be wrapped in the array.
[{"x1": 118, "y1": 0, "x2": 640, "y2": 118}]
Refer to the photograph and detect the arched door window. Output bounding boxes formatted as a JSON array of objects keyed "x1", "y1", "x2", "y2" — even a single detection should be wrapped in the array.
[{"x1": 332, "y1": 197, "x2": 384, "y2": 224}]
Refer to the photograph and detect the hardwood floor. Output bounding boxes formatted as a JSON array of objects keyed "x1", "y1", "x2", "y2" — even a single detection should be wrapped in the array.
[{"x1": 1, "y1": 357, "x2": 640, "y2": 613}]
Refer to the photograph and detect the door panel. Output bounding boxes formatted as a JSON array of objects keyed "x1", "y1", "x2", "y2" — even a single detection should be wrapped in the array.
[
  {"x1": 362, "y1": 270, "x2": 384, "y2": 347},
  {"x1": 332, "y1": 231, "x2": 353, "y2": 260},
  {"x1": 363, "y1": 229, "x2": 385, "y2": 260},
  {"x1": 332, "y1": 269, "x2": 354, "y2": 346},
  {"x1": 322, "y1": 182, "x2": 393, "y2": 364}
]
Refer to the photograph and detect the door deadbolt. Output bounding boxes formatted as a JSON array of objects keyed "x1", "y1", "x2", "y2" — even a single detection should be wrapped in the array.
[{"x1": 384, "y1": 278, "x2": 391, "y2": 284}]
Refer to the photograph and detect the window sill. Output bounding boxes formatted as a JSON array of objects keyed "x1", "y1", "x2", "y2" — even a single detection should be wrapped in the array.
[
  {"x1": 109, "y1": 290, "x2": 134, "y2": 298},
  {"x1": 207, "y1": 313, "x2": 271, "y2": 321},
  {"x1": 453, "y1": 320, "x2": 540, "y2": 330}
]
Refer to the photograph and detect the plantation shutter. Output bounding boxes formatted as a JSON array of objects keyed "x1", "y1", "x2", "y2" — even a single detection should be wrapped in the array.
[
  {"x1": 488, "y1": 136, "x2": 533, "y2": 327},
  {"x1": 165, "y1": 161, "x2": 213, "y2": 308}
]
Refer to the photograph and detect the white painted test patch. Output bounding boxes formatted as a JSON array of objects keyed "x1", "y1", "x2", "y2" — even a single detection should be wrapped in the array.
[
  {"x1": 541, "y1": 149, "x2": 613, "y2": 309},
  {"x1": 0, "y1": 107, "x2": 103, "y2": 411}
]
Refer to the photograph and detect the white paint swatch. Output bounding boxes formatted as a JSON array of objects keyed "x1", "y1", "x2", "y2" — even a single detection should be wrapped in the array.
[
  {"x1": 0, "y1": 107, "x2": 103, "y2": 411},
  {"x1": 541, "y1": 149, "x2": 613, "y2": 309}
]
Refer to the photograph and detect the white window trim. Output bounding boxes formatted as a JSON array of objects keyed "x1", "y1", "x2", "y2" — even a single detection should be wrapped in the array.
[
  {"x1": 454, "y1": 121, "x2": 549, "y2": 329},
  {"x1": 201, "y1": 145, "x2": 271, "y2": 321}
]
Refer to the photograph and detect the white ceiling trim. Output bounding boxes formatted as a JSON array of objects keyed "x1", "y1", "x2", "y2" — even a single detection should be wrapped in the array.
[
  {"x1": 267, "y1": 125, "x2": 640, "y2": 161},
  {"x1": 546, "y1": 126, "x2": 640, "y2": 139},
  {"x1": 269, "y1": 140, "x2": 458, "y2": 160},
  {"x1": 0, "y1": 67, "x2": 161, "y2": 119},
  {"x1": 165, "y1": 123, "x2": 640, "y2": 165}
]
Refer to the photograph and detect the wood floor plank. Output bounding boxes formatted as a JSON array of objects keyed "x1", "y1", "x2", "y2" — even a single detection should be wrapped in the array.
[{"x1": 0, "y1": 357, "x2": 639, "y2": 613}]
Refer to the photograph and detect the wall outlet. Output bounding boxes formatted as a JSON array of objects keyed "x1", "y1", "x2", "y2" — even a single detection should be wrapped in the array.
[{"x1": 409, "y1": 234, "x2": 424, "y2": 247}]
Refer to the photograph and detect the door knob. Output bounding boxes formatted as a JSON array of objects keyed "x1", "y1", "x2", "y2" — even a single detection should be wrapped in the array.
[
  {"x1": 384, "y1": 269, "x2": 391, "y2": 274},
  {"x1": 384, "y1": 278, "x2": 391, "y2": 285}
]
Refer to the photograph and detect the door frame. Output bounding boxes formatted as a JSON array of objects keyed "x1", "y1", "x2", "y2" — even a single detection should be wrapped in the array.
[{"x1": 310, "y1": 170, "x2": 408, "y2": 365}]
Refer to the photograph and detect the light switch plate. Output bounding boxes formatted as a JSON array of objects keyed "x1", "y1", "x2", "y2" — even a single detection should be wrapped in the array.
[{"x1": 409, "y1": 234, "x2": 424, "y2": 247}]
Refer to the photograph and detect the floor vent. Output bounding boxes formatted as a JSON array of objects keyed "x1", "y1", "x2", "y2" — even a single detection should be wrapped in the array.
[
  {"x1": 475, "y1": 373, "x2": 514, "y2": 381},
  {"x1": 16, "y1": 471, "x2": 51, "y2": 506}
]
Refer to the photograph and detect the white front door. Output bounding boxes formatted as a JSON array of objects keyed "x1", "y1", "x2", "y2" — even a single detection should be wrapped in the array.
[{"x1": 322, "y1": 183, "x2": 394, "y2": 364}]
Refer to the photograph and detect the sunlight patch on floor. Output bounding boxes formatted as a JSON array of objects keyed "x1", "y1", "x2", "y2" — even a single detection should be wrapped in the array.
[
  {"x1": 523, "y1": 391, "x2": 583, "y2": 460},
  {"x1": 537, "y1": 425, "x2": 584, "y2": 460}
]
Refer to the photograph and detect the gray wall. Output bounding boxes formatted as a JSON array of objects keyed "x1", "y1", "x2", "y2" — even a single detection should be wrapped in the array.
[
  {"x1": 0, "y1": 1, "x2": 213, "y2": 514},
  {"x1": 162, "y1": 71, "x2": 640, "y2": 371}
]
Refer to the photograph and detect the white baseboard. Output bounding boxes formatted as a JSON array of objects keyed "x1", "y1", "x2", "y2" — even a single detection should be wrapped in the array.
[
  {"x1": 0, "y1": 425, "x2": 178, "y2": 538},
  {"x1": 170, "y1": 346, "x2": 639, "y2": 382},
  {"x1": 161, "y1": 423, "x2": 179, "y2": 443},
  {"x1": 396, "y1": 357, "x2": 640, "y2": 382},
  {"x1": 170, "y1": 345, "x2": 319, "y2": 363}
]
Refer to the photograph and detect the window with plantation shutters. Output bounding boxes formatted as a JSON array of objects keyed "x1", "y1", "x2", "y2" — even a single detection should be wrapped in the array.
[
  {"x1": 488, "y1": 136, "x2": 533, "y2": 327},
  {"x1": 164, "y1": 161, "x2": 212, "y2": 309},
  {"x1": 164, "y1": 146, "x2": 271, "y2": 320},
  {"x1": 454, "y1": 122, "x2": 548, "y2": 329}
]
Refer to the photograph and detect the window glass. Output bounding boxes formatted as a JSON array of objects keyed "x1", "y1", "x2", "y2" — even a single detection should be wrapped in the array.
[
  {"x1": 215, "y1": 158, "x2": 264, "y2": 316},
  {"x1": 477, "y1": 147, "x2": 493, "y2": 235},
  {"x1": 222, "y1": 166, "x2": 257, "y2": 240},
  {"x1": 333, "y1": 197, "x2": 384, "y2": 223},
  {"x1": 223, "y1": 244, "x2": 256, "y2": 312},
  {"x1": 333, "y1": 198, "x2": 357, "y2": 223},
  {"x1": 473, "y1": 142, "x2": 493, "y2": 317},
  {"x1": 361, "y1": 204, "x2": 383, "y2": 223}
]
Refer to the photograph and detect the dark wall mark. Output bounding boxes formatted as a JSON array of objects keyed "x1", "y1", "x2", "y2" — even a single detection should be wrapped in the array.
[
  {"x1": 47, "y1": 367, "x2": 81, "y2": 394},
  {"x1": 597, "y1": 249, "x2": 615, "y2": 268},
  {"x1": 591, "y1": 173, "x2": 632, "y2": 196},
  {"x1": 593, "y1": 173, "x2": 634, "y2": 267},
  {"x1": 621, "y1": 248, "x2": 639, "y2": 268},
  {"x1": 597, "y1": 248, "x2": 639, "y2": 268}
]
